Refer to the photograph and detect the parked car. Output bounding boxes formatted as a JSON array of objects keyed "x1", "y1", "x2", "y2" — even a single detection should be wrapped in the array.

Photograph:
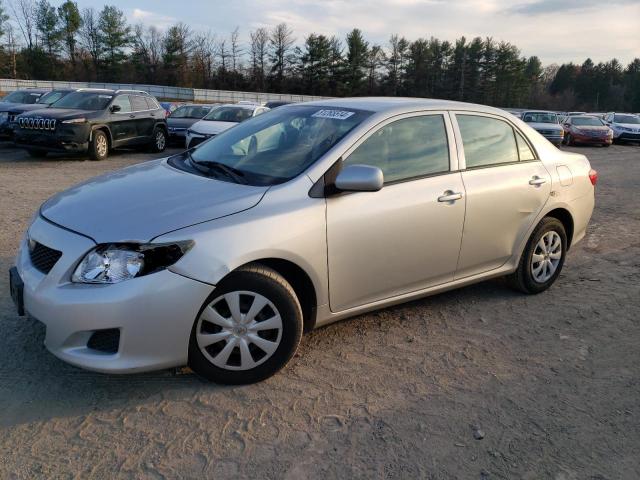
[
  {"x1": 185, "y1": 103, "x2": 269, "y2": 149},
  {"x1": 521, "y1": 110, "x2": 564, "y2": 146},
  {"x1": 602, "y1": 112, "x2": 640, "y2": 143},
  {"x1": 562, "y1": 115, "x2": 613, "y2": 147},
  {"x1": 265, "y1": 101, "x2": 294, "y2": 109},
  {"x1": 9, "y1": 97, "x2": 596, "y2": 384},
  {"x1": 167, "y1": 104, "x2": 216, "y2": 144},
  {"x1": 1, "y1": 89, "x2": 76, "y2": 139},
  {"x1": 13, "y1": 88, "x2": 168, "y2": 160},
  {"x1": 0, "y1": 88, "x2": 48, "y2": 107},
  {"x1": 160, "y1": 101, "x2": 183, "y2": 118}
]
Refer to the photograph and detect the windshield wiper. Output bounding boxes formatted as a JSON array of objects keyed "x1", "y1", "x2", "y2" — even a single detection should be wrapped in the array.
[{"x1": 188, "y1": 155, "x2": 248, "y2": 184}]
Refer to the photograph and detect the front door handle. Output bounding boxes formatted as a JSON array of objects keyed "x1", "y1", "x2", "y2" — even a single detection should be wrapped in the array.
[
  {"x1": 129, "y1": 114, "x2": 136, "y2": 119},
  {"x1": 529, "y1": 176, "x2": 547, "y2": 186},
  {"x1": 438, "y1": 191, "x2": 463, "y2": 203}
]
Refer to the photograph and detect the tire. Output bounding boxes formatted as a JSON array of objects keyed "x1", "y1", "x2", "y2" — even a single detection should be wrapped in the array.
[
  {"x1": 149, "y1": 127, "x2": 167, "y2": 153},
  {"x1": 508, "y1": 217, "x2": 567, "y2": 294},
  {"x1": 602, "y1": 143, "x2": 610, "y2": 148},
  {"x1": 26, "y1": 149, "x2": 47, "y2": 158},
  {"x1": 89, "y1": 130, "x2": 109, "y2": 161},
  {"x1": 188, "y1": 264, "x2": 303, "y2": 384}
]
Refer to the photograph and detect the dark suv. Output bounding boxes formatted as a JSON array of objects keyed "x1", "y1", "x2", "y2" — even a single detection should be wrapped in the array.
[{"x1": 13, "y1": 89, "x2": 168, "y2": 160}]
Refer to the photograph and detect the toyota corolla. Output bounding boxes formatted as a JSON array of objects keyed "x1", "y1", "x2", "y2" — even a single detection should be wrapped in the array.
[{"x1": 9, "y1": 98, "x2": 596, "y2": 384}]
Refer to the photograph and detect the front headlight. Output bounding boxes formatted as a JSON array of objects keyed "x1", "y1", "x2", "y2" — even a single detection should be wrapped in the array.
[
  {"x1": 62, "y1": 117, "x2": 87, "y2": 124},
  {"x1": 72, "y1": 241, "x2": 193, "y2": 284}
]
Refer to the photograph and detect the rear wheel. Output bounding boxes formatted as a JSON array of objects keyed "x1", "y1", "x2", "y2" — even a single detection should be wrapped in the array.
[
  {"x1": 26, "y1": 149, "x2": 47, "y2": 158},
  {"x1": 149, "y1": 127, "x2": 167, "y2": 153},
  {"x1": 188, "y1": 264, "x2": 303, "y2": 384},
  {"x1": 508, "y1": 217, "x2": 567, "y2": 294},
  {"x1": 89, "y1": 130, "x2": 109, "y2": 161}
]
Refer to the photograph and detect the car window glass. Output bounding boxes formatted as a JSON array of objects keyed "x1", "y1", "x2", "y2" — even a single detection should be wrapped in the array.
[
  {"x1": 344, "y1": 114, "x2": 450, "y2": 183},
  {"x1": 131, "y1": 95, "x2": 149, "y2": 111},
  {"x1": 458, "y1": 115, "x2": 519, "y2": 168},
  {"x1": 515, "y1": 131, "x2": 535, "y2": 161},
  {"x1": 144, "y1": 97, "x2": 159, "y2": 110},
  {"x1": 111, "y1": 95, "x2": 132, "y2": 113}
]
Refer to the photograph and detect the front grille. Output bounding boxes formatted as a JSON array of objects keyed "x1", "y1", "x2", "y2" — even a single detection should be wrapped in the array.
[
  {"x1": 538, "y1": 129, "x2": 556, "y2": 136},
  {"x1": 29, "y1": 241, "x2": 63, "y2": 274},
  {"x1": 87, "y1": 329, "x2": 120, "y2": 354},
  {"x1": 8, "y1": 114, "x2": 16, "y2": 123},
  {"x1": 18, "y1": 116, "x2": 57, "y2": 131}
]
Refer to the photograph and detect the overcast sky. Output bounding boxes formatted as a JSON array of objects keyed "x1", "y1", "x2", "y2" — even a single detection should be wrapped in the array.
[{"x1": 52, "y1": 0, "x2": 640, "y2": 65}]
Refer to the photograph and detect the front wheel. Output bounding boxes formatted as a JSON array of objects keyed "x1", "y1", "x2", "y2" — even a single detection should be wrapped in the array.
[
  {"x1": 89, "y1": 130, "x2": 109, "y2": 161},
  {"x1": 188, "y1": 264, "x2": 303, "y2": 384},
  {"x1": 508, "y1": 217, "x2": 567, "y2": 294},
  {"x1": 149, "y1": 127, "x2": 167, "y2": 153}
]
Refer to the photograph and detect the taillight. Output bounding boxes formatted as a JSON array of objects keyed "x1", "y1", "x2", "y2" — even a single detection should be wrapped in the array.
[{"x1": 588, "y1": 169, "x2": 598, "y2": 186}]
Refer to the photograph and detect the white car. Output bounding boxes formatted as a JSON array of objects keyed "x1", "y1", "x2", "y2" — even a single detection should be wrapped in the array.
[
  {"x1": 602, "y1": 113, "x2": 640, "y2": 143},
  {"x1": 185, "y1": 104, "x2": 269, "y2": 149},
  {"x1": 521, "y1": 111, "x2": 564, "y2": 146}
]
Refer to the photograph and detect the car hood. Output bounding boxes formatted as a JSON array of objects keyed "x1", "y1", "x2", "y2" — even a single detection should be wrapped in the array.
[
  {"x1": 1, "y1": 102, "x2": 37, "y2": 113},
  {"x1": 6, "y1": 103, "x2": 50, "y2": 114},
  {"x1": 40, "y1": 158, "x2": 268, "y2": 243},
  {"x1": 528, "y1": 122, "x2": 563, "y2": 131},
  {"x1": 612, "y1": 123, "x2": 640, "y2": 130},
  {"x1": 167, "y1": 118, "x2": 200, "y2": 129},
  {"x1": 190, "y1": 120, "x2": 237, "y2": 135},
  {"x1": 17, "y1": 108, "x2": 95, "y2": 120}
]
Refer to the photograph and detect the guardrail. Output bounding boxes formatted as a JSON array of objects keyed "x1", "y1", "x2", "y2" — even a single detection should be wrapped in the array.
[{"x1": 0, "y1": 78, "x2": 331, "y2": 104}]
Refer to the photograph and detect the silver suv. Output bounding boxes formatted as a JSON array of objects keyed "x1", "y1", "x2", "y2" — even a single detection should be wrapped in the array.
[{"x1": 10, "y1": 98, "x2": 596, "y2": 384}]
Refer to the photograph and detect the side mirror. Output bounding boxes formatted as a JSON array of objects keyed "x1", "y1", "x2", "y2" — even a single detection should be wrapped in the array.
[
  {"x1": 335, "y1": 164, "x2": 384, "y2": 192},
  {"x1": 110, "y1": 104, "x2": 121, "y2": 113}
]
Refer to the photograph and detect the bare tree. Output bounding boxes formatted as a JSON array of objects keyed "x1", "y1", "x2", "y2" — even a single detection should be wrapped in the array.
[
  {"x1": 191, "y1": 30, "x2": 216, "y2": 88},
  {"x1": 9, "y1": 0, "x2": 36, "y2": 50},
  {"x1": 133, "y1": 23, "x2": 162, "y2": 82},
  {"x1": 249, "y1": 27, "x2": 269, "y2": 91},
  {"x1": 269, "y1": 22, "x2": 295, "y2": 90},
  {"x1": 79, "y1": 7, "x2": 101, "y2": 76}
]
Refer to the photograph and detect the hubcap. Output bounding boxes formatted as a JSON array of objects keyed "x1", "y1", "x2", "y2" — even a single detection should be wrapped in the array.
[
  {"x1": 96, "y1": 136, "x2": 108, "y2": 157},
  {"x1": 156, "y1": 131, "x2": 166, "y2": 150},
  {"x1": 531, "y1": 231, "x2": 562, "y2": 283},
  {"x1": 196, "y1": 291, "x2": 283, "y2": 371}
]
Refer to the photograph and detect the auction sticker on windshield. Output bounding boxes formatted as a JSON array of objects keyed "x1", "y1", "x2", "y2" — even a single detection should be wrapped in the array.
[{"x1": 312, "y1": 110, "x2": 355, "y2": 120}]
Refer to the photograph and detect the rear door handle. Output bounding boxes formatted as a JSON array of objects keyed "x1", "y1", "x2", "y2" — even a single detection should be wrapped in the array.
[
  {"x1": 438, "y1": 191, "x2": 463, "y2": 203},
  {"x1": 529, "y1": 176, "x2": 547, "y2": 186},
  {"x1": 129, "y1": 114, "x2": 136, "y2": 119}
]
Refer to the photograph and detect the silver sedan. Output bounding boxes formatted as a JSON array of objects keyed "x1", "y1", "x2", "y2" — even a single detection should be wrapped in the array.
[{"x1": 10, "y1": 98, "x2": 596, "y2": 384}]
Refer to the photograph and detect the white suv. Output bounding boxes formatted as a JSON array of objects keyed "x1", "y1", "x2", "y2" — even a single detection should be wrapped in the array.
[{"x1": 603, "y1": 113, "x2": 640, "y2": 143}]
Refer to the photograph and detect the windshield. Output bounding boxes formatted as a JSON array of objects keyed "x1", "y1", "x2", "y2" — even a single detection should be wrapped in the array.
[
  {"x1": 37, "y1": 91, "x2": 70, "y2": 106},
  {"x1": 572, "y1": 117, "x2": 603, "y2": 126},
  {"x1": 2, "y1": 91, "x2": 43, "y2": 104},
  {"x1": 204, "y1": 106, "x2": 254, "y2": 123},
  {"x1": 190, "y1": 105, "x2": 373, "y2": 186},
  {"x1": 614, "y1": 114, "x2": 640, "y2": 124},
  {"x1": 51, "y1": 91, "x2": 113, "y2": 110},
  {"x1": 170, "y1": 105, "x2": 213, "y2": 119},
  {"x1": 523, "y1": 112, "x2": 558, "y2": 124}
]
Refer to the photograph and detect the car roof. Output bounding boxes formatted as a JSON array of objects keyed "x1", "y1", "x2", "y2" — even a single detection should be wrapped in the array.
[
  {"x1": 522, "y1": 110, "x2": 556, "y2": 114},
  {"x1": 295, "y1": 97, "x2": 509, "y2": 116}
]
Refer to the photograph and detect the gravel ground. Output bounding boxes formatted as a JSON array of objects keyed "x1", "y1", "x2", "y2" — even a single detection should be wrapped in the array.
[{"x1": 0, "y1": 142, "x2": 639, "y2": 479}]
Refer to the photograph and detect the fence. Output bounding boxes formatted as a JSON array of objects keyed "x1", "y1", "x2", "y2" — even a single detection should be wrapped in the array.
[{"x1": 0, "y1": 78, "x2": 331, "y2": 104}]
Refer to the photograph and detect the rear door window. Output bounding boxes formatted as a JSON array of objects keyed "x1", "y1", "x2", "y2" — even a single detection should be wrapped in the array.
[{"x1": 457, "y1": 115, "x2": 519, "y2": 168}]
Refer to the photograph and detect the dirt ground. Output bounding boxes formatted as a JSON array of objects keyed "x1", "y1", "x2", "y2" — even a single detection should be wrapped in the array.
[{"x1": 0, "y1": 142, "x2": 638, "y2": 479}]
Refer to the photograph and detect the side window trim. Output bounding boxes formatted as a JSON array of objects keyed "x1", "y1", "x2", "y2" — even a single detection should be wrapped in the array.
[
  {"x1": 451, "y1": 111, "x2": 540, "y2": 171},
  {"x1": 339, "y1": 110, "x2": 459, "y2": 183}
]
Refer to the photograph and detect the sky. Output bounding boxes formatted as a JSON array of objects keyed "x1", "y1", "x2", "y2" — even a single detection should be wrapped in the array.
[{"x1": 47, "y1": 0, "x2": 640, "y2": 65}]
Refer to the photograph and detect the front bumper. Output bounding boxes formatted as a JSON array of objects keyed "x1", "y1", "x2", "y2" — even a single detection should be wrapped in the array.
[
  {"x1": 14, "y1": 215, "x2": 213, "y2": 373},
  {"x1": 14, "y1": 124, "x2": 91, "y2": 153},
  {"x1": 571, "y1": 133, "x2": 612, "y2": 145},
  {"x1": 614, "y1": 131, "x2": 640, "y2": 141}
]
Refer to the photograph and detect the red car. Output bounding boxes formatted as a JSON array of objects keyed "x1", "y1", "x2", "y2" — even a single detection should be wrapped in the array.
[{"x1": 562, "y1": 115, "x2": 613, "y2": 147}]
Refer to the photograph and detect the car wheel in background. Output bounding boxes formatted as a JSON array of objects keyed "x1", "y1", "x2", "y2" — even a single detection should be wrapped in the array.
[
  {"x1": 89, "y1": 130, "x2": 109, "y2": 161},
  {"x1": 188, "y1": 264, "x2": 303, "y2": 384},
  {"x1": 508, "y1": 217, "x2": 567, "y2": 295},
  {"x1": 149, "y1": 127, "x2": 167, "y2": 153},
  {"x1": 26, "y1": 149, "x2": 47, "y2": 158}
]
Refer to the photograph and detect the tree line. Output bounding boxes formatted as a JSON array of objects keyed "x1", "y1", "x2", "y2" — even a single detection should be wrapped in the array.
[{"x1": 0, "y1": 0, "x2": 638, "y2": 111}]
